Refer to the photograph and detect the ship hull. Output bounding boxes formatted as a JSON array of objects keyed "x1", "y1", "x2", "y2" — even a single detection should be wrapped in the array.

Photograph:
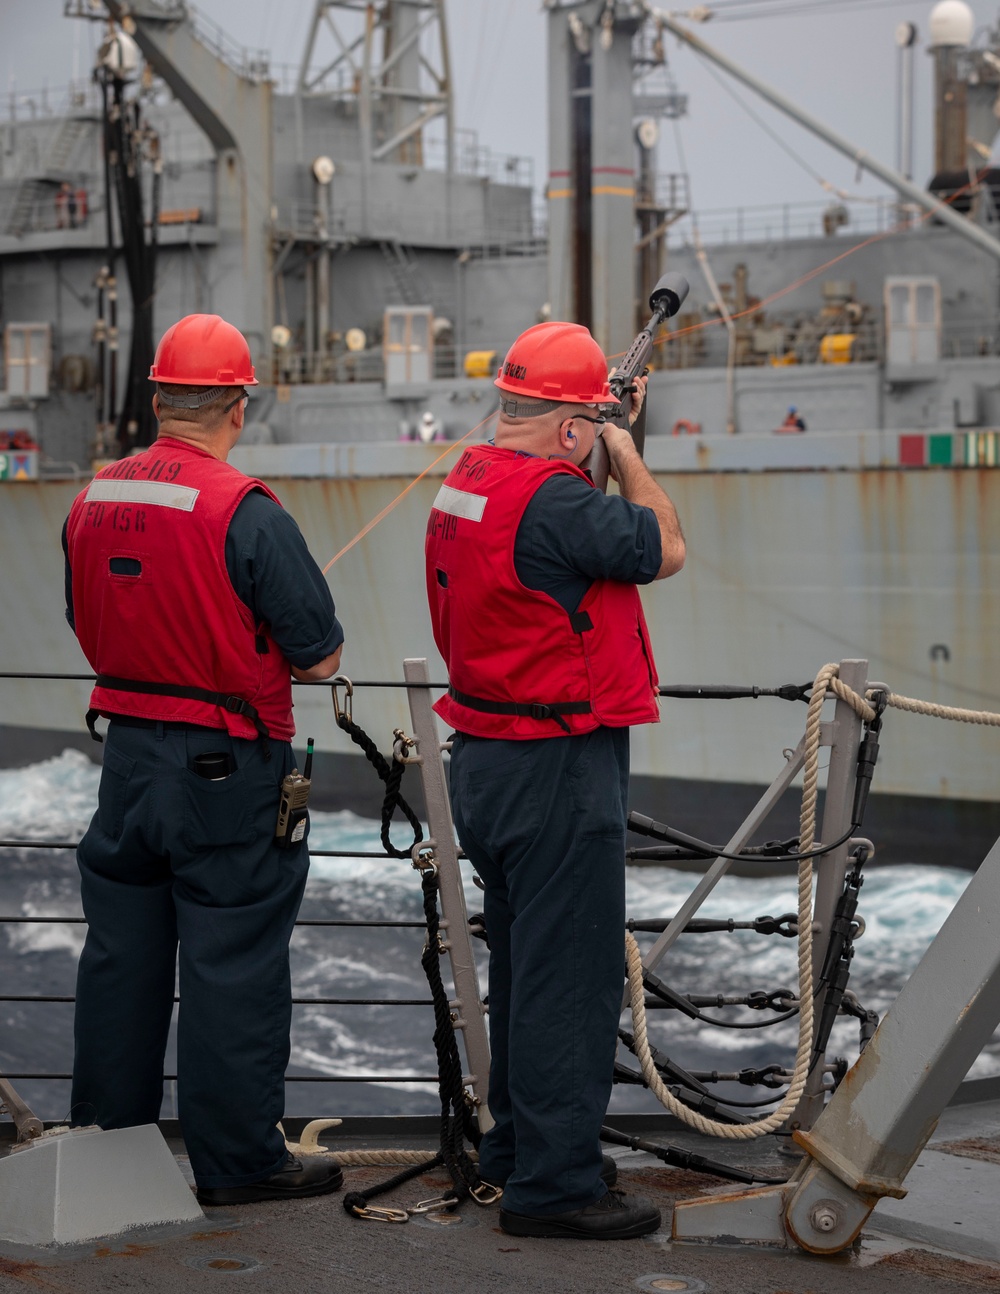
[{"x1": 3, "y1": 451, "x2": 998, "y2": 869}]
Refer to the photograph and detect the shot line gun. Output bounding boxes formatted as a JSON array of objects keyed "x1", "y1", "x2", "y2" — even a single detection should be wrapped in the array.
[{"x1": 587, "y1": 271, "x2": 690, "y2": 492}]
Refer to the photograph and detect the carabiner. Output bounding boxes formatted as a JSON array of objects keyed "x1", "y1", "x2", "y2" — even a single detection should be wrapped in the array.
[
  {"x1": 352, "y1": 1204, "x2": 410, "y2": 1223},
  {"x1": 330, "y1": 675, "x2": 354, "y2": 725},
  {"x1": 408, "y1": 1194, "x2": 459, "y2": 1215},
  {"x1": 470, "y1": 1181, "x2": 503, "y2": 1206}
]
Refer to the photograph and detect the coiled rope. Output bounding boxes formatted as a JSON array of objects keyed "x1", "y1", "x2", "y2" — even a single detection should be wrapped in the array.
[
  {"x1": 626, "y1": 660, "x2": 835, "y2": 1139},
  {"x1": 626, "y1": 665, "x2": 1000, "y2": 1138}
]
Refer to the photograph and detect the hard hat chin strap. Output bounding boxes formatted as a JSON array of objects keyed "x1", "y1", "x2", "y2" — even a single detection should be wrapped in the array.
[
  {"x1": 498, "y1": 395, "x2": 563, "y2": 419},
  {"x1": 157, "y1": 384, "x2": 229, "y2": 409}
]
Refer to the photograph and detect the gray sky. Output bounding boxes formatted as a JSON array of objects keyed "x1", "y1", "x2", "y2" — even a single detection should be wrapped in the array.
[{"x1": 1, "y1": 0, "x2": 992, "y2": 214}]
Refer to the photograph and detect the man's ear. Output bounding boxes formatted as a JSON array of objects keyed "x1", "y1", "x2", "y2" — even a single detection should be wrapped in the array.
[{"x1": 151, "y1": 393, "x2": 161, "y2": 419}]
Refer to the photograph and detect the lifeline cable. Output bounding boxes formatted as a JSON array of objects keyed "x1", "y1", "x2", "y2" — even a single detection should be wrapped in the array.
[{"x1": 624, "y1": 660, "x2": 844, "y2": 1139}]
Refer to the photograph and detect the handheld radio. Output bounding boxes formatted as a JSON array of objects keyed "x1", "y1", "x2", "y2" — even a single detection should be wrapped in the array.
[{"x1": 275, "y1": 737, "x2": 313, "y2": 848}]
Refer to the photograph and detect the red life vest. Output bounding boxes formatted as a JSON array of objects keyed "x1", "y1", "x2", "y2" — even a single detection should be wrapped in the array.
[
  {"x1": 65, "y1": 437, "x2": 294, "y2": 742},
  {"x1": 425, "y1": 445, "x2": 660, "y2": 738}
]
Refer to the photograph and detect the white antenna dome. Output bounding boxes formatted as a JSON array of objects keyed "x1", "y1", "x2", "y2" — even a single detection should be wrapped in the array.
[
  {"x1": 929, "y1": 0, "x2": 975, "y2": 48},
  {"x1": 97, "y1": 28, "x2": 141, "y2": 81}
]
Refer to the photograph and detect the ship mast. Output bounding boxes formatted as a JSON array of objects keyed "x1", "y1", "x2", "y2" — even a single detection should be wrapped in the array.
[
  {"x1": 547, "y1": 0, "x2": 689, "y2": 358},
  {"x1": 297, "y1": 3, "x2": 453, "y2": 192}
]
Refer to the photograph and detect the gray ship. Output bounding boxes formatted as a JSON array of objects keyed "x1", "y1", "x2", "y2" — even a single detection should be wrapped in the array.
[{"x1": 0, "y1": 0, "x2": 999, "y2": 868}]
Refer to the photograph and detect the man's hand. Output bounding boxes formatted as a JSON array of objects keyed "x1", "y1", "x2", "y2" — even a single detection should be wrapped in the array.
[
  {"x1": 626, "y1": 374, "x2": 648, "y2": 429},
  {"x1": 606, "y1": 370, "x2": 648, "y2": 431}
]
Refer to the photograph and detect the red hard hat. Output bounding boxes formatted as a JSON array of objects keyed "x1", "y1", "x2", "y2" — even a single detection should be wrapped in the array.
[
  {"x1": 494, "y1": 322, "x2": 611, "y2": 404},
  {"x1": 149, "y1": 314, "x2": 258, "y2": 386}
]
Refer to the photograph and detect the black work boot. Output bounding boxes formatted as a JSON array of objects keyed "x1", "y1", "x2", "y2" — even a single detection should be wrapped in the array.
[
  {"x1": 500, "y1": 1189, "x2": 661, "y2": 1240},
  {"x1": 197, "y1": 1155, "x2": 344, "y2": 1206}
]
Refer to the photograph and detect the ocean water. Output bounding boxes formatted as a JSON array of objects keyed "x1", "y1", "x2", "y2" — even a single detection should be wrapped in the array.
[{"x1": 0, "y1": 750, "x2": 993, "y2": 1123}]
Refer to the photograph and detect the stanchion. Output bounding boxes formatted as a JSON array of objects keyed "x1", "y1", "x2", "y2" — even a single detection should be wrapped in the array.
[{"x1": 403, "y1": 657, "x2": 493, "y2": 1131}]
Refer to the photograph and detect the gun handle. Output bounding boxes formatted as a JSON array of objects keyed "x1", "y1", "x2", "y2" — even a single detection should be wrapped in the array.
[
  {"x1": 584, "y1": 434, "x2": 610, "y2": 492},
  {"x1": 630, "y1": 399, "x2": 647, "y2": 459}
]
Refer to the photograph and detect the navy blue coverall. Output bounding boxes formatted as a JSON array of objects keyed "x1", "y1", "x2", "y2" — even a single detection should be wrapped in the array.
[
  {"x1": 63, "y1": 491, "x2": 343, "y2": 1190},
  {"x1": 448, "y1": 473, "x2": 661, "y2": 1217}
]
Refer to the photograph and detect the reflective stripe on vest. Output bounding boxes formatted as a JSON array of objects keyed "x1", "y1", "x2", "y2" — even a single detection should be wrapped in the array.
[{"x1": 66, "y1": 437, "x2": 294, "y2": 742}]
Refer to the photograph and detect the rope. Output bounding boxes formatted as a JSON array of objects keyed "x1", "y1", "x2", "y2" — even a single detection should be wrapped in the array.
[
  {"x1": 331, "y1": 711, "x2": 423, "y2": 858},
  {"x1": 343, "y1": 864, "x2": 484, "y2": 1219},
  {"x1": 624, "y1": 660, "x2": 843, "y2": 1139},
  {"x1": 881, "y1": 693, "x2": 1000, "y2": 727},
  {"x1": 331, "y1": 1149, "x2": 473, "y2": 1167},
  {"x1": 418, "y1": 867, "x2": 483, "y2": 1196}
]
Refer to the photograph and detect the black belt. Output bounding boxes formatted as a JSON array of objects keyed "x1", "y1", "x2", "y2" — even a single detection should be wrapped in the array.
[
  {"x1": 107, "y1": 715, "x2": 227, "y2": 734},
  {"x1": 448, "y1": 686, "x2": 591, "y2": 735},
  {"x1": 88, "y1": 675, "x2": 271, "y2": 759}
]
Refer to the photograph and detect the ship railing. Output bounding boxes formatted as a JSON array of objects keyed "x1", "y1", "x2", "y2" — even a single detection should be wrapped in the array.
[
  {"x1": 669, "y1": 196, "x2": 899, "y2": 249},
  {"x1": 0, "y1": 661, "x2": 889, "y2": 1144},
  {"x1": 0, "y1": 179, "x2": 104, "y2": 238},
  {"x1": 0, "y1": 80, "x2": 101, "y2": 124},
  {"x1": 269, "y1": 349, "x2": 386, "y2": 386},
  {"x1": 940, "y1": 317, "x2": 1000, "y2": 359},
  {"x1": 0, "y1": 675, "x2": 474, "y2": 1109},
  {"x1": 264, "y1": 341, "x2": 512, "y2": 386},
  {"x1": 270, "y1": 200, "x2": 540, "y2": 252},
  {"x1": 423, "y1": 132, "x2": 535, "y2": 189},
  {"x1": 657, "y1": 314, "x2": 883, "y2": 371},
  {"x1": 185, "y1": 1, "x2": 272, "y2": 85}
]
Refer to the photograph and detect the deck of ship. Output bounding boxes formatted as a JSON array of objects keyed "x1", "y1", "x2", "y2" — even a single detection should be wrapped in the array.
[{"x1": 3, "y1": 1094, "x2": 1000, "y2": 1293}]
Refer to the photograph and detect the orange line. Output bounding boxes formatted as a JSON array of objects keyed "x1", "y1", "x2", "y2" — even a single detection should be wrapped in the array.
[
  {"x1": 606, "y1": 170, "x2": 991, "y2": 361},
  {"x1": 324, "y1": 174, "x2": 989, "y2": 573},
  {"x1": 321, "y1": 412, "x2": 498, "y2": 574}
]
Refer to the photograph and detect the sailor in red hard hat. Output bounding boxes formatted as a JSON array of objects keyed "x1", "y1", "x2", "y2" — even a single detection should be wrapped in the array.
[
  {"x1": 63, "y1": 314, "x2": 346, "y2": 1206},
  {"x1": 425, "y1": 321, "x2": 686, "y2": 1239}
]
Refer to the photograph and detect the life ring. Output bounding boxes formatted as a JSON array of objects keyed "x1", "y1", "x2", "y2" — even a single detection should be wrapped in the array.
[{"x1": 672, "y1": 418, "x2": 701, "y2": 436}]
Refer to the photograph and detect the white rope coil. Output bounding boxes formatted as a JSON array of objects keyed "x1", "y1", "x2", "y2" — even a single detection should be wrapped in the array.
[
  {"x1": 625, "y1": 661, "x2": 844, "y2": 1139},
  {"x1": 625, "y1": 665, "x2": 1000, "y2": 1138}
]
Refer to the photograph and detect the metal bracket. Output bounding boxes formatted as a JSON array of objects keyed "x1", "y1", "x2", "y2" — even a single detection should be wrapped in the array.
[
  {"x1": 674, "y1": 827, "x2": 1000, "y2": 1253},
  {"x1": 403, "y1": 658, "x2": 493, "y2": 1132}
]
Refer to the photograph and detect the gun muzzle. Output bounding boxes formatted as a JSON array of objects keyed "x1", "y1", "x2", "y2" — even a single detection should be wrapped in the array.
[{"x1": 649, "y1": 272, "x2": 690, "y2": 321}]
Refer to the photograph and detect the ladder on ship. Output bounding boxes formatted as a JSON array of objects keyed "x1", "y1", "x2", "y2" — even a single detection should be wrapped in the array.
[
  {"x1": 4, "y1": 115, "x2": 95, "y2": 237},
  {"x1": 379, "y1": 239, "x2": 434, "y2": 308}
]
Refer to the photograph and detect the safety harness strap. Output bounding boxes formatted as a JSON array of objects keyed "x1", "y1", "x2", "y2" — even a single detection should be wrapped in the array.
[
  {"x1": 89, "y1": 674, "x2": 272, "y2": 759},
  {"x1": 447, "y1": 686, "x2": 591, "y2": 735}
]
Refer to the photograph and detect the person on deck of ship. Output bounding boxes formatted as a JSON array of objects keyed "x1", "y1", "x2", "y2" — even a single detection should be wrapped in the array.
[
  {"x1": 424, "y1": 321, "x2": 686, "y2": 1240},
  {"x1": 62, "y1": 313, "x2": 345, "y2": 1207},
  {"x1": 777, "y1": 405, "x2": 807, "y2": 432}
]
